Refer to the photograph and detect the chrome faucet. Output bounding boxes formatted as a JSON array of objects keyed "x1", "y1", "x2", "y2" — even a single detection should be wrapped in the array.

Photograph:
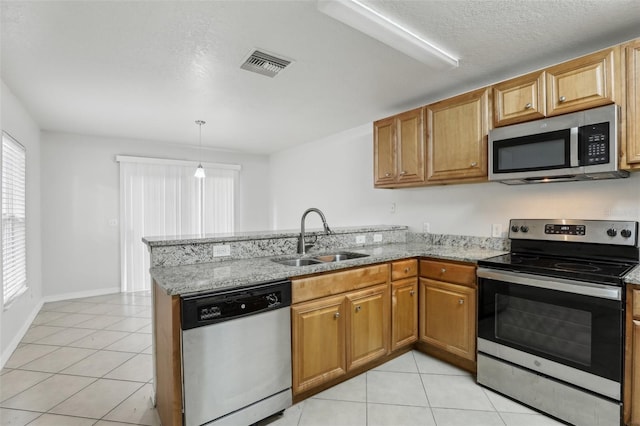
[{"x1": 298, "y1": 208, "x2": 333, "y2": 255}]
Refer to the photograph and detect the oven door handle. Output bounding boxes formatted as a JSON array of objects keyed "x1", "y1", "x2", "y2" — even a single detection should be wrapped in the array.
[{"x1": 476, "y1": 267, "x2": 622, "y2": 301}]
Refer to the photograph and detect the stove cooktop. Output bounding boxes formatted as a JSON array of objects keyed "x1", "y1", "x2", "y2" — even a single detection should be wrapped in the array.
[{"x1": 478, "y1": 253, "x2": 637, "y2": 286}]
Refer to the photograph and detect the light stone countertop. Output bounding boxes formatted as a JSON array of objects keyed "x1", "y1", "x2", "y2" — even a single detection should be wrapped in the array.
[
  {"x1": 625, "y1": 265, "x2": 640, "y2": 286},
  {"x1": 151, "y1": 242, "x2": 507, "y2": 296}
]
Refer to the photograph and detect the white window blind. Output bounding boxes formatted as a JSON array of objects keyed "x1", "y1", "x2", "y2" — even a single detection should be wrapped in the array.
[
  {"x1": 118, "y1": 156, "x2": 239, "y2": 292},
  {"x1": 2, "y1": 132, "x2": 27, "y2": 309}
]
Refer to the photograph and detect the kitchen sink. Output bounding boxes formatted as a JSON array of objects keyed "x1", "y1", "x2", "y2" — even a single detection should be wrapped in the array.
[
  {"x1": 273, "y1": 258, "x2": 323, "y2": 267},
  {"x1": 272, "y1": 251, "x2": 369, "y2": 267},
  {"x1": 312, "y1": 252, "x2": 370, "y2": 262}
]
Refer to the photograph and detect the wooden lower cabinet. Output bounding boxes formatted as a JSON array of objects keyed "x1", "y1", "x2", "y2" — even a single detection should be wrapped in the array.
[
  {"x1": 419, "y1": 278, "x2": 476, "y2": 361},
  {"x1": 346, "y1": 284, "x2": 390, "y2": 370},
  {"x1": 391, "y1": 278, "x2": 418, "y2": 351},
  {"x1": 291, "y1": 266, "x2": 391, "y2": 396},
  {"x1": 631, "y1": 319, "x2": 640, "y2": 426}
]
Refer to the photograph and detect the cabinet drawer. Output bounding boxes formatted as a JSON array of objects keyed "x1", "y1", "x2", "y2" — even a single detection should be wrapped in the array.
[
  {"x1": 391, "y1": 259, "x2": 418, "y2": 281},
  {"x1": 633, "y1": 289, "x2": 640, "y2": 319},
  {"x1": 420, "y1": 259, "x2": 476, "y2": 287},
  {"x1": 292, "y1": 264, "x2": 390, "y2": 304}
]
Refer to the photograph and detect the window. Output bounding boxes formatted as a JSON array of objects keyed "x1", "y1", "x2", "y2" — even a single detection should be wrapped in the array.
[
  {"x1": 2, "y1": 132, "x2": 27, "y2": 309},
  {"x1": 117, "y1": 156, "x2": 240, "y2": 292}
]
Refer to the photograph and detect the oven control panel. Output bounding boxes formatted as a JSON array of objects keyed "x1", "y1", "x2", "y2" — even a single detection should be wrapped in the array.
[{"x1": 509, "y1": 219, "x2": 638, "y2": 246}]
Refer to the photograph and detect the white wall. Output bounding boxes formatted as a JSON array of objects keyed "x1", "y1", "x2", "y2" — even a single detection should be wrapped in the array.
[
  {"x1": 270, "y1": 123, "x2": 640, "y2": 235},
  {"x1": 1, "y1": 80, "x2": 43, "y2": 365},
  {"x1": 41, "y1": 132, "x2": 270, "y2": 298}
]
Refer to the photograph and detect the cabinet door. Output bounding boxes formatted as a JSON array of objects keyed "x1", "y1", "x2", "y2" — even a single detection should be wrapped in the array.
[
  {"x1": 391, "y1": 278, "x2": 418, "y2": 351},
  {"x1": 346, "y1": 284, "x2": 389, "y2": 371},
  {"x1": 291, "y1": 295, "x2": 346, "y2": 395},
  {"x1": 419, "y1": 278, "x2": 476, "y2": 361},
  {"x1": 625, "y1": 40, "x2": 640, "y2": 166},
  {"x1": 493, "y1": 71, "x2": 546, "y2": 127},
  {"x1": 546, "y1": 48, "x2": 616, "y2": 116},
  {"x1": 426, "y1": 88, "x2": 489, "y2": 182},
  {"x1": 632, "y1": 320, "x2": 640, "y2": 425},
  {"x1": 373, "y1": 117, "x2": 397, "y2": 186},
  {"x1": 396, "y1": 108, "x2": 426, "y2": 184}
]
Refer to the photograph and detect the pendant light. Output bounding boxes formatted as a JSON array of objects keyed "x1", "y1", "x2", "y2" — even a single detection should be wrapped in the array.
[{"x1": 194, "y1": 120, "x2": 206, "y2": 179}]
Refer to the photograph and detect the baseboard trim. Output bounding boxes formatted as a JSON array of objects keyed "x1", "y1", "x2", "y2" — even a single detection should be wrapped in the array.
[{"x1": 43, "y1": 286, "x2": 121, "y2": 303}]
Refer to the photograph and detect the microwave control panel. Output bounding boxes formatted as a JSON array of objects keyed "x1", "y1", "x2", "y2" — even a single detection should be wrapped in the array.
[{"x1": 580, "y1": 122, "x2": 609, "y2": 165}]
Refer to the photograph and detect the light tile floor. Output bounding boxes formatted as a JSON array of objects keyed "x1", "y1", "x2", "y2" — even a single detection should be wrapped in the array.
[{"x1": 1, "y1": 291, "x2": 564, "y2": 426}]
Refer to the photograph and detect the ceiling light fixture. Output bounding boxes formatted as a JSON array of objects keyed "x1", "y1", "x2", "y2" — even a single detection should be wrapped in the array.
[
  {"x1": 194, "y1": 120, "x2": 206, "y2": 179},
  {"x1": 317, "y1": 0, "x2": 459, "y2": 69}
]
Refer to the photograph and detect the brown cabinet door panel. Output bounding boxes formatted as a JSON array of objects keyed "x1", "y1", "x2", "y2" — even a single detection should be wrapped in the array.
[
  {"x1": 291, "y1": 295, "x2": 346, "y2": 395},
  {"x1": 346, "y1": 284, "x2": 389, "y2": 370},
  {"x1": 374, "y1": 117, "x2": 396, "y2": 185},
  {"x1": 419, "y1": 278, "x2": 476, "y2": 361},
  {"x1": 493, "y1": 71, "x2": 546, "y2": 127},
  {"x1": 391, "y1": 278, "x2": 418, "y2": 351}
]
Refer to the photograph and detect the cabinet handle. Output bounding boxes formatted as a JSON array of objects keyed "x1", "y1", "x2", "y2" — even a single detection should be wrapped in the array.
[
  {"x1": 334, "y1": 312, "x2": 340, "y2": 319},
  {"x1": 559, "y1": 96, "x2": 566, "y2": 102},
  {"x1": 404, "y1": 267, "x2": 410, "y2": 273},
  {"x1": 409, "y1": 290, "x2": 415, "y2": 296},
  {"x1": 441, "y1": 268, "x2": 446, "y2": 273},
  {"x1": 470, "y1": 162, "x2": 478, "y2": 167},
  {"x1": 524, "y1": 102, "x2": 532, "y2": 109},
  {"x1": 385, "y1": 172, "x2": 391, "y2": 177},
  {"x1": 355, "y1": 306, "x2": 362, "y2": 312},
  {"x1": 400, "y1": 171, "x2": 407, "y2": 175},
  {"x1": 459, "y1": 299, "x2": 464, "y2": 305}
]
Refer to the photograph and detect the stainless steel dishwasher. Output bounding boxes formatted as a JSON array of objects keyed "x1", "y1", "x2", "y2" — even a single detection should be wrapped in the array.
[{"x1": 180, "y1": 279, "x2": 292, "y2": 426}]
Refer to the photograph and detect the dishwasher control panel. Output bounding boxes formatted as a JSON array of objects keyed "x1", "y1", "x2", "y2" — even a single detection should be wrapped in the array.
[{"x1": 181, "y1": 280, "x2": 292, "y2": 330}]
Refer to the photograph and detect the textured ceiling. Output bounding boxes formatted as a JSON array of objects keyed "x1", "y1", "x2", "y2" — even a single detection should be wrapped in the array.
[{"x1": 2, "y1": 0, "x2": 640, "y2": 154}]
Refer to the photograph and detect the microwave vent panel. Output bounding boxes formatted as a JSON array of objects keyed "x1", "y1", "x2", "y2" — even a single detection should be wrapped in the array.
[{"x1": 240, "y1": 50, "x2": 292, "y2": 78}]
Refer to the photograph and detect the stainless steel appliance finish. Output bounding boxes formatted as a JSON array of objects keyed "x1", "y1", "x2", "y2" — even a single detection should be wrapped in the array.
[
  {"x1": 488, "y1": 104, "x2": 628, "y2": 184},
  {"x1": 477, "y1": 219, "x2": 639, "y2": 426},
  {"x1": 477, "y1": 354, "x2": 621, "y2": 426},
  {"x1": 181, "y1": 280, "x2": 292, "y2": 426}
]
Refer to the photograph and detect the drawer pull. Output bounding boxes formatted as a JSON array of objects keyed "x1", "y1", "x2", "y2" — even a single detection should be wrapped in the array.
[
  {"x1": 459, "y1": 299, "x2": 464, "y2": 305},
  {"x1": 355, "y1": 306, "x2": 362, "y2": 312},
  {"x1": 404, "y1": 267, "x2": 410, "y2": 273},
  {"x1": 334, "y1": 312, "x2": 340, "y2": 319},
  {"x1": 524, "y1": 102, "x2": 532, "y2": 109},
  {"x1": 559, "y1": 96, "x2": 566, "y2": 102},
  {"x1": 385, "y1": 172, "x2": 391, "y2": 177},
  {"x1": 470, "y1": 162, "x2": 478, "y2": 167},
  {"x1": 400, "y1": 171, "x2": 407, "y2": 176},
  {"x1": 409, "y1": 290, "x2": 415, "y2": 296},
  {"x1": 441, "y1": 268, "x2": 446, "y2": 273}
]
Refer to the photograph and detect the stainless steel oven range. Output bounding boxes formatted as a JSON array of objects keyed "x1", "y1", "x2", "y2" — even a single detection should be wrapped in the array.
[{"x1": 477, "y1": 219, "x2": 639, "y2": 426}]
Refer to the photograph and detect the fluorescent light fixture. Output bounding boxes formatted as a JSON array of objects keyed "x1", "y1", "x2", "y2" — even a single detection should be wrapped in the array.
[{"x1": 318, "y1": 0, "x2": 458, "y2": 69}]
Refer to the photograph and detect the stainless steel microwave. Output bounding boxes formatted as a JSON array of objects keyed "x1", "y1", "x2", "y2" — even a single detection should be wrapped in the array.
[{"x1": 488, "y1": 104, "x2": 629, "y2": 184}]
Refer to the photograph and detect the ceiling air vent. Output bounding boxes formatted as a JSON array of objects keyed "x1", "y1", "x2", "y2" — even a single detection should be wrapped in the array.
[{"x1": 240, "y1": 50, "x2": 291, "y2": 78}]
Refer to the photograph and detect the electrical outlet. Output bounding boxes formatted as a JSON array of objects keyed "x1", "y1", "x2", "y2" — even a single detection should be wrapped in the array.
[
  {"x1": 423, "y1": 222, "x2": 430, "y2": 233},
  {"x1": 355, "y1": 235, "x2": 366, "y2": 244},
  {"x1": 373, "y1": 234, "x2": 383, "y2": 242},
  {"x1": 491, "y1": 224, "x2": 503, "y2": 238},
  {"x1": 213, "y1": 244, "x2": 231, "y2": 257},
  {"x1": 389, "y1": 202, "x2": 396, "y2": 214}
]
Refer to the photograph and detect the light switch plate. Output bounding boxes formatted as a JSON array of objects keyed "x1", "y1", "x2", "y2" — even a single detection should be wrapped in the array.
[
  {"x1": 355, "y1": 235, "x2": 366, "y2": 244},
  {"x1": 491, "y1": 224, "x2": 503, "y2": 238},
  {"x1": 373, "y1": 234, "x2": 383, "y2": 242}
]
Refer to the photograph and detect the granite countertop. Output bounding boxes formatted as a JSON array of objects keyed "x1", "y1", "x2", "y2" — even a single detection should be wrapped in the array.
[
  {"x1": 625, "y1": 265, "x2": 640, "y2": 286},
  {"x1": 151, "y1": 242, "x2": 507, "y2": 296}
]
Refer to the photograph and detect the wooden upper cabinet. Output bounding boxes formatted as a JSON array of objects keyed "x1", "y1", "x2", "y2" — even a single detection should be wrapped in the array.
[
  {"x1": 426, "y1": 88, "x2": 490, "y2": 182},
  {"x1": 546, "y1": 47, "x2": 617, "y2": 116},
  {"x1": 374, "y1": 107, "x2": 425, "y2": 188},
  {"x1": 493, "y1": 71, "x2": 546, "y2": 127},
  {"x1": 373, "y1": 117, "x2": 396, "y2": 186},
  {"x1": 624, "y1": 40, "x2": 640, "y2": 166}
]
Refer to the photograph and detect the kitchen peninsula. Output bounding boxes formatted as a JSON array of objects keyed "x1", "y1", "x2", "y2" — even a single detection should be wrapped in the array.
[{"x1": 145, "y1": 225, "x2": 507, "y2": 426}]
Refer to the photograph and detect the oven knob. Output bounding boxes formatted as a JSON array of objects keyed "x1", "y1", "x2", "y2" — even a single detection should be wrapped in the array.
[
  {"x1": 511, "y1": 225, "x2": 519, "y2": 232},
  {"x1": 607, "y1": 228, "x2": 617, "y2": 237},
  {"x1": 520, "y1": 226, "x2": 529, "y2": 233},
  {"x1": 621, "y1": 229, "x2": 632, "y2": 238}
]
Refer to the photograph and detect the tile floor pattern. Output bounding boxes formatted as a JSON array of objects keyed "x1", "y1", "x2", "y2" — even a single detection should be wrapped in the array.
[{"x1": 1, "y1": 291, "x2": 564, "y2": 426}]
